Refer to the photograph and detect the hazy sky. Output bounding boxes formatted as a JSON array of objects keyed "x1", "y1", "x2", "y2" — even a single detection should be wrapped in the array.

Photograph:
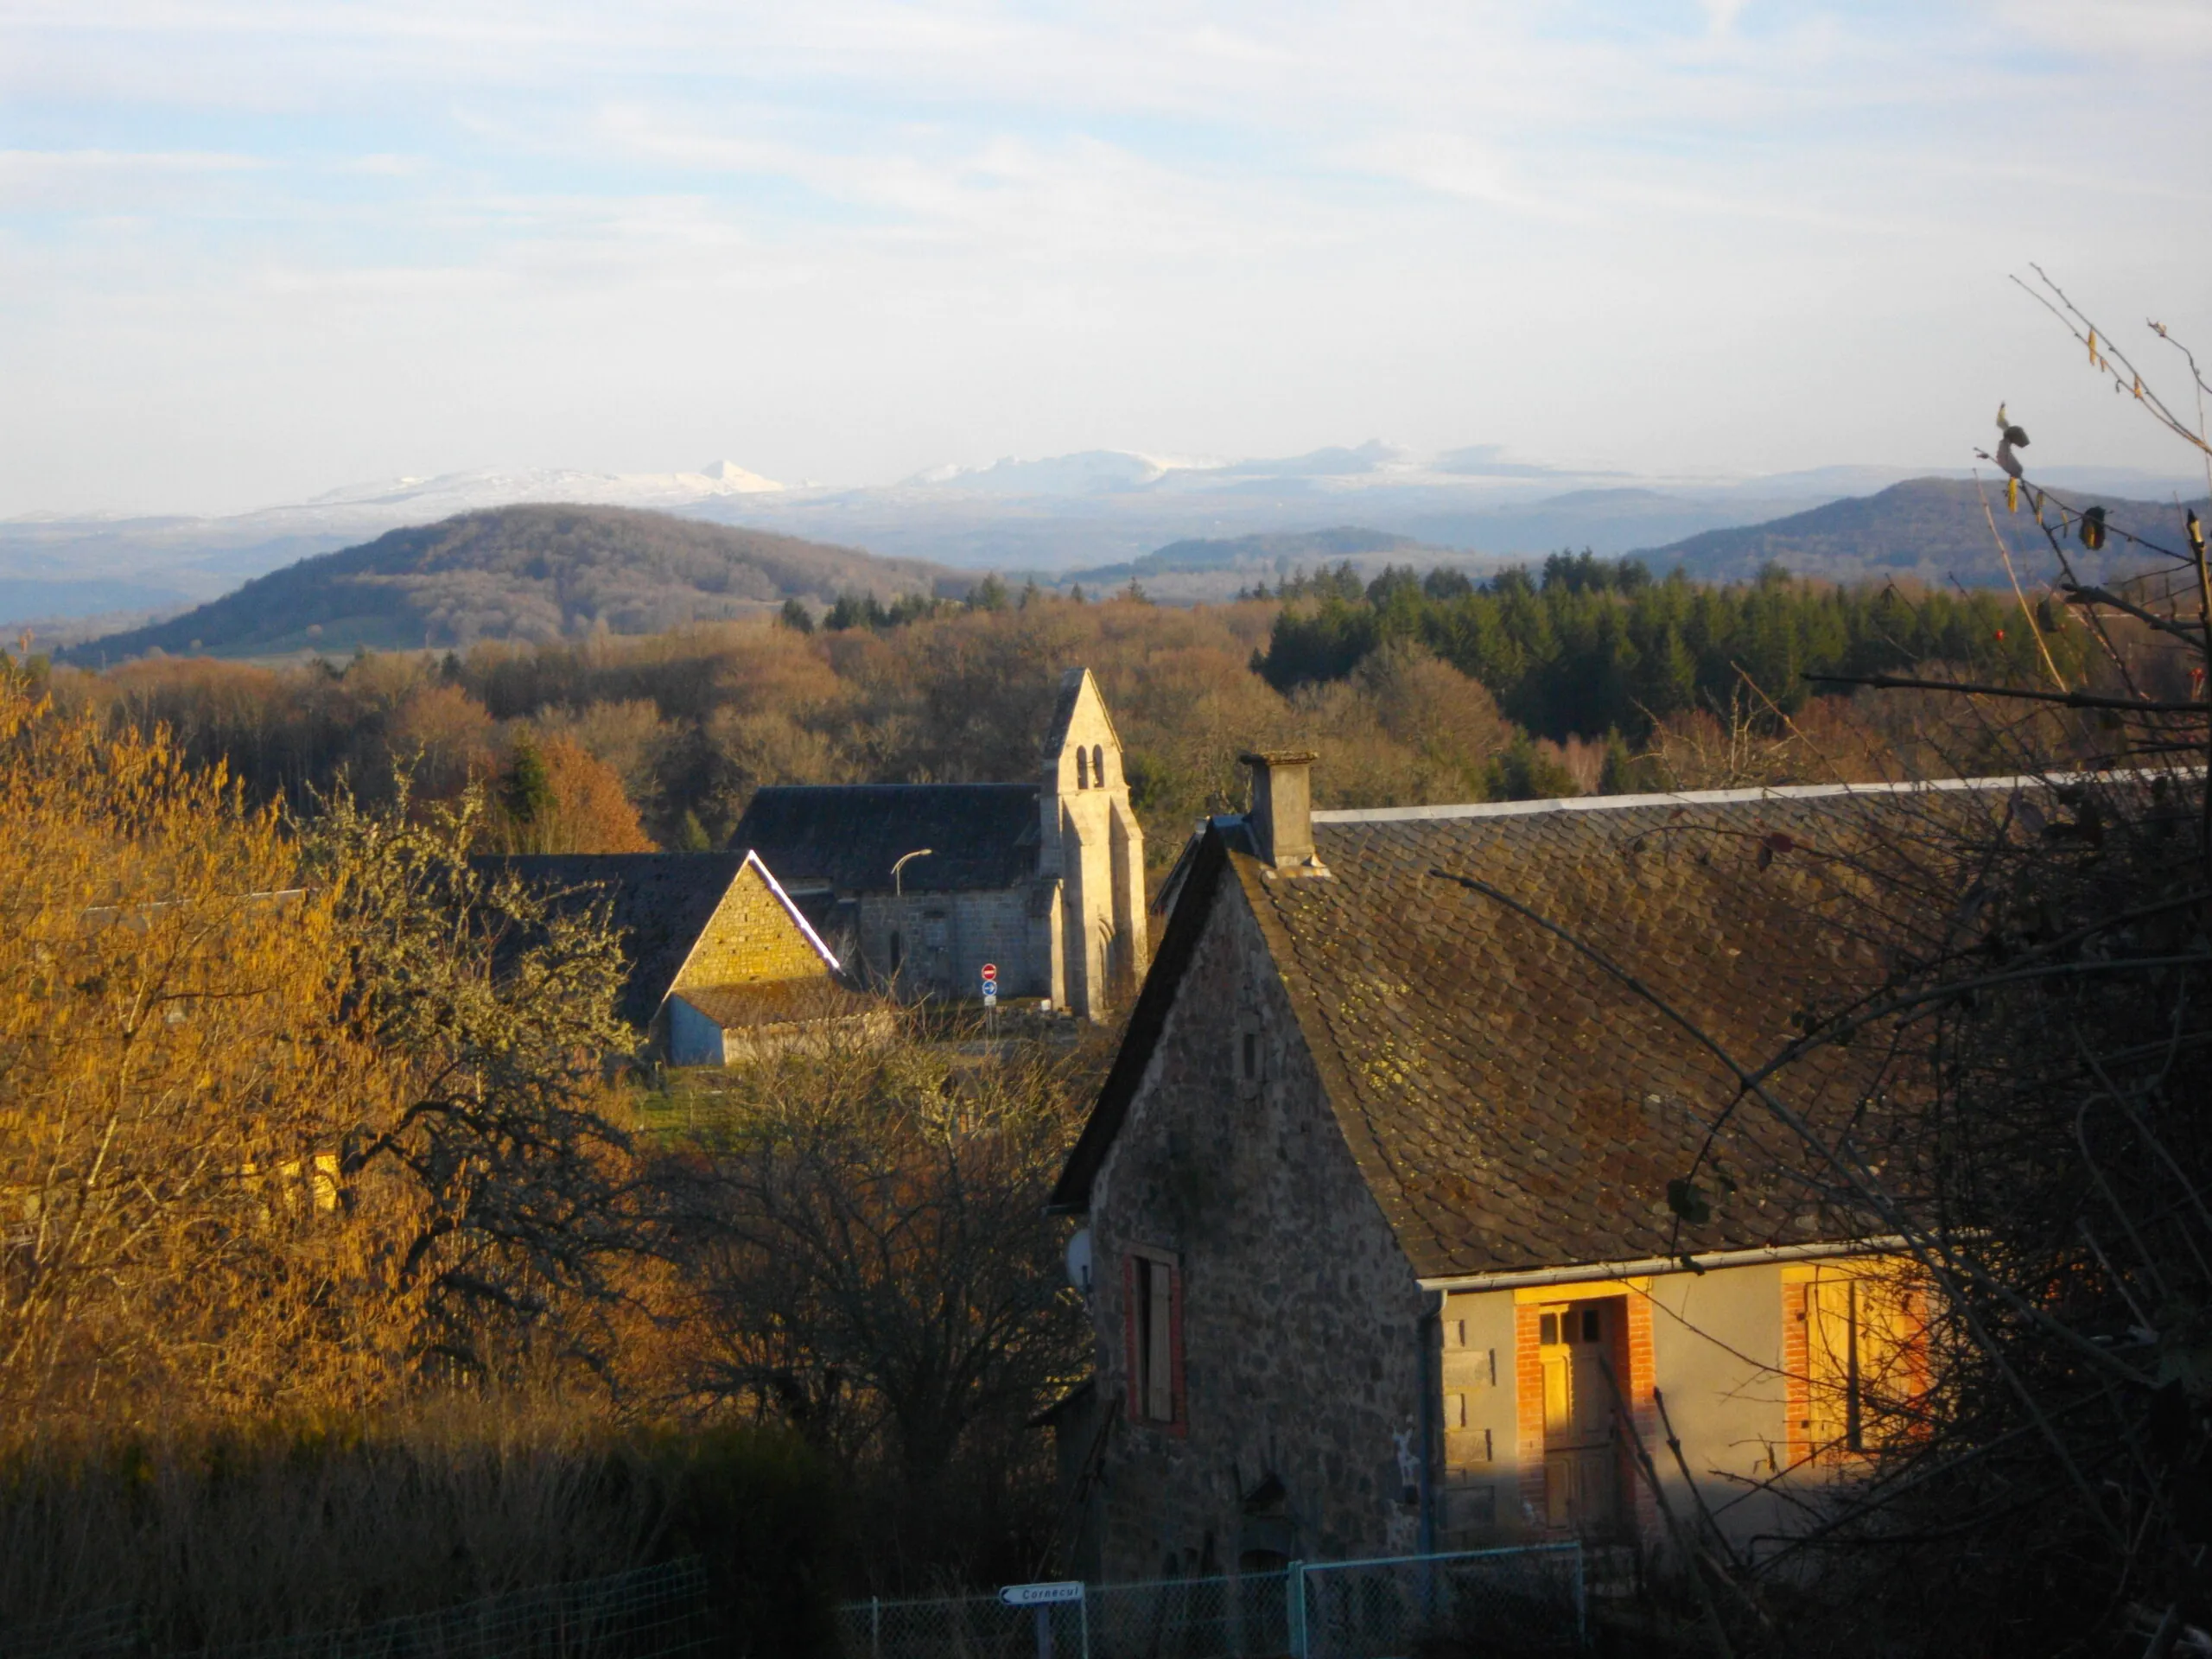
[{"x1": 3, "y1": 1, "x2": 2209, "y2": 517}]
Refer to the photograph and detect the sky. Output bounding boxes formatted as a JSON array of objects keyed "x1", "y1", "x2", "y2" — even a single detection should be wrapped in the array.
[{"x1": 3, "y1": 1, "x2": 2210, "y2": 518}]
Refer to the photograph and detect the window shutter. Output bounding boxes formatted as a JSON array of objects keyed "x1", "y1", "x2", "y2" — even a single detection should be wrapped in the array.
[
  {"x1": 1166, "y1": 1261, "x2": 1188, "y2": 1436},
  {"x1": 1123, "y1": 1254, "x2": 1142, "y2": 1423},
  {"x1": 1805, "y1": 1273, "x2": 1852, "y2": 1455},
  {"x1": 1145, "y1": 1262, "x2": 1173, "y2": 1422}
]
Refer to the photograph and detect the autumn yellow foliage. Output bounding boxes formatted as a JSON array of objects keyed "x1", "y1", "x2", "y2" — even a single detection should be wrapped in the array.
[
  {"x1": 0, "y1": 660, "x2": 416, "y2": 1425},
  {"x1": 0, "y1": 654, "x2": 653, "y2": 1431}
]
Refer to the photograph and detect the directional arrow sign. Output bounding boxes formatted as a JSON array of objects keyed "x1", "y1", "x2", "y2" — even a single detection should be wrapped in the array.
[{"x1": 999, "y1": 1582, "x2": 1084, "y2": 1608}]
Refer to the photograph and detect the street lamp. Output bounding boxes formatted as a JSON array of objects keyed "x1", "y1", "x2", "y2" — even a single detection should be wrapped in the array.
[{"x1": 891, "y1": 849, "x2": 934, "y2": 896}]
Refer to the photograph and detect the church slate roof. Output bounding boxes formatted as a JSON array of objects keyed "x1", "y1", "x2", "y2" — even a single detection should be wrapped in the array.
[
  {"x1": 478, "y1": 853, "x2": 748, "y2": 1031},
  {"x1": 1055, "y1": 779, "x2": 2032, "y2": 1279},
  {"x1": 733, "y1": 784, "x2": 1042, "y2": 894},
  {"x1": 1041, "y1": 664, "x2": 1122, "y2": 759}
]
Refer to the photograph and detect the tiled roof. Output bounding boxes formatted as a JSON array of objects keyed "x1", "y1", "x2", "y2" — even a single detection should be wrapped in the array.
[
  {"x1": 1058, "y1": 780, "x2": 2027, "y2": 1279},
  {"x1": 1039, "y1": 665, "x2": 1122, "y2": 759},
  {"x1": 672, "y1": 980, "x2": 881, "y2": 1030},
  {"x1": 733, "y1": 784, "x2": 1041, "y2": 893},
  {"x1": 478, "y1": 853, "x2": 746, "y2": 1031}
]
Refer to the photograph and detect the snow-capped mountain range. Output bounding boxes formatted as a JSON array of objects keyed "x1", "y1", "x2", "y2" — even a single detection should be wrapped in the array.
[{"x1": 4, "y1": 441, "x2": 2202, "y2": 635}]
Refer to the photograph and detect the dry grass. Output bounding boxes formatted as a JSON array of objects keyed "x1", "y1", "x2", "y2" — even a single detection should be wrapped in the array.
[{"x1": 0, "y1": 1398, "x2": 836, "y2": 1652}]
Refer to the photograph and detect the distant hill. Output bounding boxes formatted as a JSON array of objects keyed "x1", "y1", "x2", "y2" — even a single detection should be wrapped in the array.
[
  {"x1": 1637, "y1": 477, "x2": 2210, "y2": 584},
  {"x1": 1061, "y1": 525, "x2": 1439, "y2": 586},
  {"x1": 66, "y1": 505, "x2": 959, "y2": 663}
]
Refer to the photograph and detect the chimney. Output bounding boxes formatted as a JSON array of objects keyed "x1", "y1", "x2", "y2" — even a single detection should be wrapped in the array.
[{"x1": 1240, "y1": 750, "x2": 1319, "y2": 871}]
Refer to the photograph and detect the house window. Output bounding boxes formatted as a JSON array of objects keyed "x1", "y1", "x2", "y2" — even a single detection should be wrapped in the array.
[
  {"x1": 1092, "y1": 744, "x2": 1106, "y2": 787},
  {"x1": 1125, "y1": 1249, "x2": 1183, "y2": 1428},
  {"x1": 1241, "y1": 1032, "x2": 1258, "y2": 1081},
  {"x1": 1796, "y1": 1265, "x2": 1923, "y2": 1458},
  {"x1": 1077, "y1": 747, "x2": 1090, "y2": 789}
]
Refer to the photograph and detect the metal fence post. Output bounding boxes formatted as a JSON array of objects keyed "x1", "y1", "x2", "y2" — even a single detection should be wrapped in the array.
[
  {"x1": 871, "y1": 1595, "x2": 881, "y2": 1659},
  {"x1": 1573, "y1": 1542, "x2": 1586, "y2": 1649},
  {"x1": 1286, "y1": 1560, "x2": 1307, "y2": 1659}
]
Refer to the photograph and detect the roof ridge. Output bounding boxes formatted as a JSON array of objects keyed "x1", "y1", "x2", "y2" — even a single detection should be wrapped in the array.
[
  {"x1": 1311, "y1": 771, "x2": 2098, "y2": 826},
  {"x1": 748, "y1": 781, "x2": 1040, "y2": 793}
]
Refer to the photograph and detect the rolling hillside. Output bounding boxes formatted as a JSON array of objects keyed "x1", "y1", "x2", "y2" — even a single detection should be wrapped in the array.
[
  {"x1": 1058, "y1": 525, "x2": 1441, "y2": 586},
  {"x1": 1639, "y1": 477, "x2": 2210, "y2": 584},
  {"x1": 67, "y1": 505, "x2": 960, "y2": 662}
]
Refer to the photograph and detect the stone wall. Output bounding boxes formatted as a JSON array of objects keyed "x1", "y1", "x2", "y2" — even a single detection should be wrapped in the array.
[
  {"x1": 673, "y1": 862, "x2": 832, "y2": 989},
  {"x1": 1084, "y1": 873, "x2": 1431, "y2": 1579},
  {"x1": 856, "y1": 888, "x2": 1045, "y2": 1001}
]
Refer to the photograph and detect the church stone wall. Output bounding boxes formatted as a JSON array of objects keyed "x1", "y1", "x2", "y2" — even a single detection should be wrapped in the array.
[{"x1": 857, "y1": 889, "x2": 1046, "y2": 1002}]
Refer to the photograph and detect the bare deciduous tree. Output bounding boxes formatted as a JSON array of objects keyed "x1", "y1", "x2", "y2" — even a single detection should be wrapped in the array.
[{"x1": 648, "y1": 1024, "x2": 1096, "y2": 1586}]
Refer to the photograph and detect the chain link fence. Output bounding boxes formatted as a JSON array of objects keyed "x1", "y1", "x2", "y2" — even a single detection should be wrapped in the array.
[
  {"x1": 1300, "y1": 1547, "x2": 1582, "y2": 1658},
  {"x1": 2, "y1": 1557, "x2": 711, "y2": 1659},
  {"x1": 837, "y1": 1544, "x2": 1584, "y2": 1659}
]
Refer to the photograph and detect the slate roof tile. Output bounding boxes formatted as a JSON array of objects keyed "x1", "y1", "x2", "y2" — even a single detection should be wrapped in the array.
[
  {"x1": 1059, "y1": 779, "x2": 2034, "y2": 1279},
  {"x1": 733, "y1": 784, "x2": 1040, "y2": 893},
  {"x1": 477, "y1": 853, "x2": 747, "y2": 1031}
]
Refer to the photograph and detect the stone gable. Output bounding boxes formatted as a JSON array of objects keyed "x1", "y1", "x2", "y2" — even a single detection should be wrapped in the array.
[
  {"x1": 671, "y1": 858, "x2": 835, "y2": 990},
  {"x1": 1083, "y1": 875, "x2": 1428, "y2": 1579}
]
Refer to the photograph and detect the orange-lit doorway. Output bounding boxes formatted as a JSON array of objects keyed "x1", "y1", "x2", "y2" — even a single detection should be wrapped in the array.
[{"x1": 1536, "y1": 1297, "x2": 1625, "y2": 1531}]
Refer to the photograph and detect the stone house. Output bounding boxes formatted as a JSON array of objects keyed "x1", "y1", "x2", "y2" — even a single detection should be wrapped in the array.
[
  {"x1": 484, "y1": 849, "x2": 869, "y2": 1065},
  {"x1": 731, "y1": 666, "x2": 1146, "y2": 1020},
  {"x1": 1046, "y1": 754, "x2": 1981, "y2": 1580}
]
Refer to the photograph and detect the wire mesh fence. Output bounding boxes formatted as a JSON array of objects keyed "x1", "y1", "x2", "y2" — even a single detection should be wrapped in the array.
[
  {"x1": 1300, "y1": 1546, "x2": 1583, "y2": 1658},
  {"x1": 835, "y1": 1590, "x2": 1092, "y2": 1659},
  {"x1": 2, "y1": 1601, "x2": 141, "y2": 1659},
  {"x1": 836, "y1": 1544, "x2": 1584, "y2": 1659},
  {"x1": 2, "y1": 1557, "x2": 712, "y2": 1659},
  {"x1": 1090, "y1": 1570, "x2": 1289, "y2": 1659}
]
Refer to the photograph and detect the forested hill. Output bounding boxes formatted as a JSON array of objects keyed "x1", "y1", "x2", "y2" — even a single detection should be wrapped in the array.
[
  {"x1": 1640, "y1": 476, "x2": 2209, "y2": 582},
  {"x1": 66, "y1": 505, "x2": 959, "y2": 663},
  {"x1": 1256, "y1": 553, "x2": 2097, "y2": 743}
]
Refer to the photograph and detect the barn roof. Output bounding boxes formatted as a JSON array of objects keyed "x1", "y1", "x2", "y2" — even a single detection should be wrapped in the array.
[
  {"x1": 1054, "y1": 778, "x2": 2037, "y2": 1280},
  {"x1": 732, "y1": 784, "x2": 1041, "y2": 894},
  {"x1": 671, "y1": 980, "x2": 882, "y2": 1030},
  {"x1": 478, "y1": 852, "x2": 748, "y2": 1031}
]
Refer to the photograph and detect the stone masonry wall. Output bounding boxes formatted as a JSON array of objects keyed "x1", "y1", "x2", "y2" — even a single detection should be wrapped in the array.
[
  {"x1": 856, "y1": 889, "x2": 1043, "y2": 1001},
  {"x1": 1086, "y1": 874, "x2": 1432, "y2": 1579},
  {"x1": 673, "y1": 863, "x2": 832, "y2": 989}
]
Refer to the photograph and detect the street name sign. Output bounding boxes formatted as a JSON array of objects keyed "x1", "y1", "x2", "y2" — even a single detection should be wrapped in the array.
[{"x1": 999, "y1": 1582, "x2": 1083, "y2": 1608}]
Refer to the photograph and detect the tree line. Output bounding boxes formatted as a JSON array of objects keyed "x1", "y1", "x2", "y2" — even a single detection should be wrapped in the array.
[
  {"x1": 1255, "y1": 550, "x2": 2095, "y2": 742},
  {"x1": 20, "y1": 563, "x2": 2133, "y2": 885}
]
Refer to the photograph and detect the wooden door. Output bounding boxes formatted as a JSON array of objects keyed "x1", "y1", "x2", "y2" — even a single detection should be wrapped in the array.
[{"x1": 1538, "y1": 1300, "x2": 1623, "y2": 1529}]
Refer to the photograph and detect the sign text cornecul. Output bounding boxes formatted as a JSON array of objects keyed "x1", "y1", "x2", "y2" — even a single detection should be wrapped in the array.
[{"x1": 999, "y1": 1582, "x2": 1084, "y2": 1608}]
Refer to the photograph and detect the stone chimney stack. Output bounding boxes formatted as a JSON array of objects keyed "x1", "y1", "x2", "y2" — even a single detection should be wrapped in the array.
[{"x1": 1241, "y1": 750, "x2": 1319, "y2": 871}]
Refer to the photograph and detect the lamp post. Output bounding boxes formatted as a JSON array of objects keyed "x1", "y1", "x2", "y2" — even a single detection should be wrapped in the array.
[{"x1": 891, "y1": 849, "x2": 934, "y2": 896}]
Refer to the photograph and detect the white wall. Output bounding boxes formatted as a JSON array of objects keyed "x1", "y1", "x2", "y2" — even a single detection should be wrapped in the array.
[{"x1": 1440, "y1": 1262, "x2": 1795, "y2": 1552}]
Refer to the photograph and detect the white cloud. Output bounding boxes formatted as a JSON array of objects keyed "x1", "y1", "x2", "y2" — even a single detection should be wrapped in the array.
[{"x1": 0, "y1": 1, "x2": 2208, "y2": 514}]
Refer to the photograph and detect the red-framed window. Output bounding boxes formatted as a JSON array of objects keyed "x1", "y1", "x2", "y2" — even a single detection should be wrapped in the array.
[{"x1": 1123, "y1": 1247, "x2": 1186, "y2": 1433}]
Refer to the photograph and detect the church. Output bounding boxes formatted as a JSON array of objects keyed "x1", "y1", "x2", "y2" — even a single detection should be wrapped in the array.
[{"x1": 730, "y1": 667, "x2": 1147, "y2": 1020}]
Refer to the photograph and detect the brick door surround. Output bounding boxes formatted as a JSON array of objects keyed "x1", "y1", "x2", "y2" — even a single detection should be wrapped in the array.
[{"x1": 1511, "y1": 1281, "x2": 1658, "y2": 1538}]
